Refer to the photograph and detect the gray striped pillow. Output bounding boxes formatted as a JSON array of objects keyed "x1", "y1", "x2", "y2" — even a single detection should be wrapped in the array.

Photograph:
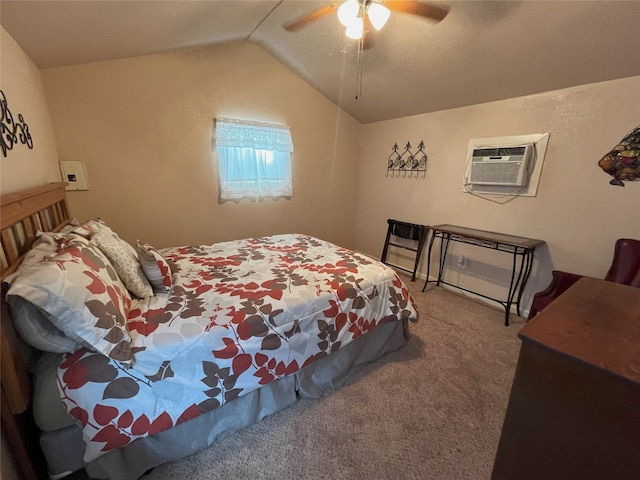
[{"x1": 135, "y1": 241, "x2": 172, "y2": 294}]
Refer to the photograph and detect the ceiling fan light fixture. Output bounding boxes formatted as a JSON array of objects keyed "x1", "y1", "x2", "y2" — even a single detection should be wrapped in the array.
[
  {"x1": 367, "y1": 3, "x2": 390, "y2": 30},
  {"x1": 345, "y1": 16, "x2": 364, "y2": 39},
  {"x1": 337, "y1": 0, "x2": 360, "y2": 27}
]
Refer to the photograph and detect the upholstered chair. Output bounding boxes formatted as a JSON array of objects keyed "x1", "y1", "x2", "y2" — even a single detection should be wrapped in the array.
[{"x1": 528, "y1": 238, "x2": 640, "y2": 320}]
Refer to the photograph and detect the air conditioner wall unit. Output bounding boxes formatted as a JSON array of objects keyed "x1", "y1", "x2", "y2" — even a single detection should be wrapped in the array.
[{"x1": 468, "y1": 144, "x2": 535, "y2": 187}]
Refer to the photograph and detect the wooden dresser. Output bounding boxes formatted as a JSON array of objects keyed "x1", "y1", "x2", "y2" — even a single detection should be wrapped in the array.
[{"x1": 492, "y1": 277, "x2": 640, "y2": 480}]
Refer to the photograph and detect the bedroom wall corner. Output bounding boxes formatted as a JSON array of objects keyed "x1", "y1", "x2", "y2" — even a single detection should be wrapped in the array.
[{"x1": 0, "y1": 26, "x2": 60, "y2": 194}]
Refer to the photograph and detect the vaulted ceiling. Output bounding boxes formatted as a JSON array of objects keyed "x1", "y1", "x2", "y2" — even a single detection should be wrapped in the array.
[{"x1": 2, "y1": 1, "x2": 639, "y2": 123}]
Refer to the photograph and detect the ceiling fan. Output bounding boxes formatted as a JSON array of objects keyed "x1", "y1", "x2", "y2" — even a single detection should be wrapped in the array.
[
  {"x1": 283, "y1": 0, "x2": 449, "y2": 99},
  {"x1": 283, "y1": 0, "x2": 450, "y2": 45}
]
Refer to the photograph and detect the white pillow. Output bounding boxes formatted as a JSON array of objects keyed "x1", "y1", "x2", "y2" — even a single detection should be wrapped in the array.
[
  {"x1": 4, "y1": 230, "x2": 89, "y2": 285},
  {"x1": 86, "y1": 219, "x2": 139, "y2": 258},
  {"x1": 6, "y1": 241, "x2": 134, "y2": 363},
  {"x1": 92, "y1": 232, "x2": 153, "y2": 298}
]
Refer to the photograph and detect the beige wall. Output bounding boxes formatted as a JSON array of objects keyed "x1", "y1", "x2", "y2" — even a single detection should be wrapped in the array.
[
  {"x1": 0, "y1": 26, "x2": 60, "y2": 193},
  {"x1": 355, "y1": 76, "x2": 640, "y2": 312},
  {"x1": 41, "y1": 42, "x2": 361, "y2": 250}
]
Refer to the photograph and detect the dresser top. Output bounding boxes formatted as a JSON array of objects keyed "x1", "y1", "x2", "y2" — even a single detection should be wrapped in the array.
[{"x1": 520, "y1": 277, "x2": 640, "y2": 385}]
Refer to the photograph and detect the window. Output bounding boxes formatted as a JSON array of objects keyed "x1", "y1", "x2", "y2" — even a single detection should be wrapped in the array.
[{"x1": 214, "y1": 117, "x2": 293, "y2": 200}]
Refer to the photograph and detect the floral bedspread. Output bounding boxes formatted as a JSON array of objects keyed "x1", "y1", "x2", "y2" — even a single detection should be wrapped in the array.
[{"x1": 57, "y1": 234, "x2": 418, "y2": 462}]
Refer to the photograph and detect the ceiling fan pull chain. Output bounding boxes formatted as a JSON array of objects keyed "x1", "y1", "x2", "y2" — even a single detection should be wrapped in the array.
[{"x1": 355, "y1": 34, "x2": 364, "y2": 99}]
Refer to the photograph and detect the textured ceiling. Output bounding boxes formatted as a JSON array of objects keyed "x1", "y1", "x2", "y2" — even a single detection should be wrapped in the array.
[{"x1": 2, "y1": 0, "x2": 639, "y2": 124}]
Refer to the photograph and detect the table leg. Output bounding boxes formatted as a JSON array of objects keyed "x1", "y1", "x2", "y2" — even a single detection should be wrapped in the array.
[
  {"x1": 517, "y1": 255, "x2": 526, "y2": 316},
  {"x1": 411, "y1": 227, "x2": 428, "y2": 282},
  {"x1": 516, "y1": 250, "x2": 535, "y2": 314},
  {"x1": 503, "y1": 249, "x2": 521, "y2": 326},
  {"x1": 505, "y1": 249, "x2": 531, "y2": 324},
  {"x1": 437, "y1": 233, "x2": 450, "y2": 286},
  {"x1": 421, "y1": 231, "x2": 437, "y2": 292}
]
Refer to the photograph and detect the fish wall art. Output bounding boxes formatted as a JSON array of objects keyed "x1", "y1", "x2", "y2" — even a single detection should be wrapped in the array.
[{"x1": 598, "y1": 125, "x2": 640, "y2": 187}]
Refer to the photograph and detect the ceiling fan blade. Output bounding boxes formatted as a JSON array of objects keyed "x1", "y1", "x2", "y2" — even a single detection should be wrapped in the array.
[
  {"x1": 382, "y1": 0, "x2": 450, "y2": 22},
  {"x1": 282, "y1": 4, "x2": 339, "y2": 32}
]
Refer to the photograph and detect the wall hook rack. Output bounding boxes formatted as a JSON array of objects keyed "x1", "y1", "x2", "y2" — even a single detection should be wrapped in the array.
[{"x1": 386, "y1": 140, "x2": 427, "y2": 178}]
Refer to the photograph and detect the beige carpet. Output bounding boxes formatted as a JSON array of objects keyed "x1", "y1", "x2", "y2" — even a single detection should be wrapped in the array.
[{"x1": 145, "y1": 281, "x2": 524, "y2": 480}]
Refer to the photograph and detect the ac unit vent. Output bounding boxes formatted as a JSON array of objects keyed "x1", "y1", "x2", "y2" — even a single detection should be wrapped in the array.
[{"x1": 469, "y1": 144, "x2": 534, "y2": 187}]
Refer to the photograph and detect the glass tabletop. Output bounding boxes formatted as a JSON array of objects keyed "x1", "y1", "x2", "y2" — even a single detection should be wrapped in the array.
[{"x1": 431, "y1": 224, "x2": 545, "y2": 249}]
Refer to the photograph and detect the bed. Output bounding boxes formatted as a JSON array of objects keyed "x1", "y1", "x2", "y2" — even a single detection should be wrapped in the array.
[{"x1": 0, "y1": 183, "x2": 419, "y2": 480}]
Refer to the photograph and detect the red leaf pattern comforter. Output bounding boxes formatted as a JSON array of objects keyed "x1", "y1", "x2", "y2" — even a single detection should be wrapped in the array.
[{"x1": 57, "y1": 234, "x2": 418, "y2": 461}]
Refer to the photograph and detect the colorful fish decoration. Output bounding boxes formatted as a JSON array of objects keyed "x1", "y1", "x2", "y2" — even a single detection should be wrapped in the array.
[{"x1": 598, "y1": 125, "x2": 640, "y2": 187}]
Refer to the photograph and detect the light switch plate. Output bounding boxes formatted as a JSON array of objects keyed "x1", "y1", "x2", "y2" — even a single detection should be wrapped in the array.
[{"x1": 60, "y1": 161, "x2": 89, "y2": 190}]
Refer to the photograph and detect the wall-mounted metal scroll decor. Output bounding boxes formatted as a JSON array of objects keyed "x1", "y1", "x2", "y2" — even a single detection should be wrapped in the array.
[
  {"x1": 386, "y1": 141, "x2": 428, "y2": 178},
  {"x1": 1, "y1": 89, "x2": 33, "y2": 158}
]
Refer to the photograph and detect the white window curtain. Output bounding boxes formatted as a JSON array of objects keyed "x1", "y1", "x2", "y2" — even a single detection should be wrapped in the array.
[{"x1": 214, "y1": 117, "x2": 293, "y2": 200}]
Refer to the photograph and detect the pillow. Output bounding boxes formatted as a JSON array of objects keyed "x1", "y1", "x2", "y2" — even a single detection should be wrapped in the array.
[
  {"x1": 92, "y1": 232, "x2": 153, "y2": 298},
  {"x1": 38, "y1": 230, "x2": 91, "y2": 249},
  {"x1": 69, "y1": 218, "x2": 105, "y2": 239},
  {"x1": 9, "y1": 296, "x2": 84, "y2": 353},
  {"x1": 70, "y1": 223, "x2": 94, "y2": 238},
  {"x1": 12, "y1": 235, "x2": 59, "y2": 273},
  {"x1": 85, "y1": 217, "x2": 110, "y2": 234},
  {"x1": 86, "y1": 219, "x2": 138, "y2": 259},
  {"x1": 6, "y1": 242, "x2": 134, "y2": 363},
  {"x1": 3, "y1": 231, "x2": 89, "y2": 285},
  {"x1": 136, "y1": 240, "x2": 173, "y2": 293}
]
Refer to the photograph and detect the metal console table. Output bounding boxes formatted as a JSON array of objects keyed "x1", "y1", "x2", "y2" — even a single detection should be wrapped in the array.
[{"x1": 421, "y1": 224, "x2": 544, "y2": 326}]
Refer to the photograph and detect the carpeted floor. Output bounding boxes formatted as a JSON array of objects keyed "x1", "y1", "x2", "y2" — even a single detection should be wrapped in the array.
[{"x1": 142, "y1": 280, "x2": 525, "y2": 480}]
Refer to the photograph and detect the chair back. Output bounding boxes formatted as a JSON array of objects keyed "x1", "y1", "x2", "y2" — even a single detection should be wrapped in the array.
[{"x1": 605, "y1": 238, "x2": 640, "y2": 287}]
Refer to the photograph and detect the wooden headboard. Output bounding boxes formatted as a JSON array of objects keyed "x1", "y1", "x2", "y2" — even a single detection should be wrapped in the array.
[{"x1": 1, "y1": 182, "x2": 71, "y2": 414}]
